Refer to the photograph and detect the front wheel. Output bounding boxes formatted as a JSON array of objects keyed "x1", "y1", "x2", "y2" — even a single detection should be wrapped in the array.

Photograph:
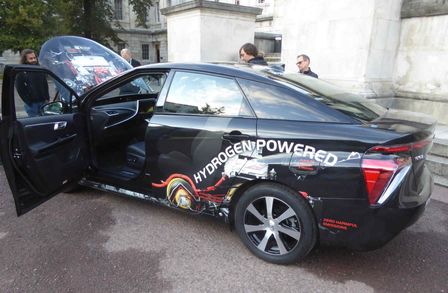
[{"x1": 234, "y1": 183, "x2": 317, "y2": 264}]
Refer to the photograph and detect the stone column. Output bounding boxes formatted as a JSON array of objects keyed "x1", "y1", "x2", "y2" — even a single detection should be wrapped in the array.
[
  {"x1": 280, "y1": 0, "x2": 402, "y2": 98},
  {"x1": 391, "y1": 0, "x2": 448, "y2": 124},
  {"x1": 161, "y1": 0, "x2": 261, "y2": 62}
]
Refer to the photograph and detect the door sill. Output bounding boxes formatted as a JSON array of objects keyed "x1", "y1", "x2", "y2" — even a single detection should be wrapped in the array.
[{"x1": 79, "y1": 178, "x2": 156, "y2": 201}]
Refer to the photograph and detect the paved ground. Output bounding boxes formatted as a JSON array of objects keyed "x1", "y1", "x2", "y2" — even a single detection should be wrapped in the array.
[{"x1": 0, "y1": 168, "x2": 447, "y2": 293}]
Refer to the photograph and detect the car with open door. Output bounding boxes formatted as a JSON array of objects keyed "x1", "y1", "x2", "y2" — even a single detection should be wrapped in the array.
[{"x1": 0, "y1": 36, "x2": 436, "y2": 264}]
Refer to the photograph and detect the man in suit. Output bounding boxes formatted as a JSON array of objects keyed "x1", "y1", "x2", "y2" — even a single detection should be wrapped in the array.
[{"x1": 120, "y1": 48, "x2": 141, "y2": 67}]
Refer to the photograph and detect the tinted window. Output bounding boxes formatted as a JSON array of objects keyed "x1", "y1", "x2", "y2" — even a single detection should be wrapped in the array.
[
  {"x1": 269, "y1": 73, "x2": 386, "y2": 122},
  {"x1": 164, "y1": 71, "x2": 252, "y2": 117},
  {"x1": 97, "y1": 73, "x2": 167, "y2": 101},
  {"x1": 238, "y1": 78, "x2": 336, "y2": 122}
]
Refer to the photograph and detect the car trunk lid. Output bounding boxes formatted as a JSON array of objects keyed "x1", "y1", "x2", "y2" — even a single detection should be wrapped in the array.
[{"x1": 361, "y1": 109, "x2": 436, "y2": 206}]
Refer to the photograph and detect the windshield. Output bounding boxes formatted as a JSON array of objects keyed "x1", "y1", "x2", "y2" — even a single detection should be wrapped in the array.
[
  {"x1": 266, "y1": 72, "x2": 387, "y2": 122},
  {"x1": 39, "y1": 36, "x2": 132, "y2": 96}
]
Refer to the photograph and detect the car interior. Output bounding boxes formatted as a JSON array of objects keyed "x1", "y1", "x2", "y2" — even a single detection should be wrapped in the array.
[{"x1": 88, "y1": 73, "x2": 168, "y2": 180}]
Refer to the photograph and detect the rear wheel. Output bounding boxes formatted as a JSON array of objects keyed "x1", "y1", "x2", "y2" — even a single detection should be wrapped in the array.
[{"x1": 234, "y1": 183, "x2": 316, "y2": 264}]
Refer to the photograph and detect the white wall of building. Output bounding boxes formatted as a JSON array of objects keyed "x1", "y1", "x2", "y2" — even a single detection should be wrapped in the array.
[
  {"x1": 363, "y1": 0, "x2": 402, "y2": 96},
  {"x1": 278, "y1": 0, "x2": 402, "y2": 97},
  {"x1": 394, "y1": 15, "x2": 448, "y2": 100},
  {"x1": 166, "y1": 9, "x2": 203, "y2": 62},
  {"x1": 200, "y1": 12, "x2": 258, "y2": 62},
  {"x1": 3, "y1": 0, "x2": 447, "y2": 122},
  {"x1": 164, "y1": 3, "x2": 260, "y2": 62}
]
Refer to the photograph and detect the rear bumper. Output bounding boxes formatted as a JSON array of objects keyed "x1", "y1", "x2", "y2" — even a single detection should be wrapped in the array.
[{"x1": 314, "y1": 177, "x2": 432, "y2": 251}]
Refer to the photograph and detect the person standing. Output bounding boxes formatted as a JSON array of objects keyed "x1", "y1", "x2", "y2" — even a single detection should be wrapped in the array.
[
  {"x1": 15, "y1": 49, "x2": 50, "y2": 117},
  {"x1": 296, "y1": 54, "x2": 318, "y2": 78},
  {"x1": 120, "y1": 48, "x2": 141, "y2": 67},
  {"x1": 239, "y1": 43, "x2": 268, "y2": 65}
]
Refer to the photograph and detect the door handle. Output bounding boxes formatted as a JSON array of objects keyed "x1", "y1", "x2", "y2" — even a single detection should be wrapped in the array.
[
  {"x1": 222, "y1": 131, "x2": 251, "y2": 141},
  {"x1": 54, "y1": 121, "x2": 67, "y2": 130}
]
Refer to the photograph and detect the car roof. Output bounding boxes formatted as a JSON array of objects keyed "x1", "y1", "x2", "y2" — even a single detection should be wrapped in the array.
[{"x1": 134, "y1": 62, "x2": 279, "y2": 84}]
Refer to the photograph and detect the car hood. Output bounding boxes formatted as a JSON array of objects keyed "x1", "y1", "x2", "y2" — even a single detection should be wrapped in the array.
[{"x1": 39, "y1": 36, "x2": 132, "y2": 96}]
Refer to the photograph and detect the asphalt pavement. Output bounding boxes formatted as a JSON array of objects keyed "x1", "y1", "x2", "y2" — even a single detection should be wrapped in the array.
[{"x1": 0, "y1": 168, "x2": 447, "y2": 292}]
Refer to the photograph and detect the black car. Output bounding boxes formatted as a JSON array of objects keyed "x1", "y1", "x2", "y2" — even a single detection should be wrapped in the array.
[{"x1": 0, "y1": 37, "x2": 435, "y2": 264}]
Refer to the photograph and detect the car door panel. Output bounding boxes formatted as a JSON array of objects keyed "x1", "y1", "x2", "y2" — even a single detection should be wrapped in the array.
[
  {"x1": 0, "y1": 65, "x2": 87, "y2": 216},
  {"x1": 148, "y1": 114, "x2": 257, "y2": 211},
  {"x1": 145, "y1": 70, "x2": 258, "y2": 214},
  {"x1": 13, "y1": 114, "x2": 88, "y2": 191},
  {"x1": 90, "y1": 99, "x2": 156, "y2": 148}
]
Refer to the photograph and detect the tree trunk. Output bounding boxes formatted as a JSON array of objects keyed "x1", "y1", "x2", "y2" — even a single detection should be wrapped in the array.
[{"x1": 83, "y1": 0, "x2": 92, "y2": 39}]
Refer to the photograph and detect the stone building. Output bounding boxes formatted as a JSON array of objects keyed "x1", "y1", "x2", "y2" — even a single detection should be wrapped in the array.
[
  {"x1": 270, "y1": 0, "x2": 448, "y2": 125},
  {"x1": 143, "y1": 0, "x2": 448, "y2": 124},
  {"x1": 112, "y1": 0, "x2": 168, "y2": 64},
  {"x1": 1, "y1": 0, "x2": 446, "y2": 124},
  {"x1": 112, "y1": 0, "x2": 280, "y2": 64}
]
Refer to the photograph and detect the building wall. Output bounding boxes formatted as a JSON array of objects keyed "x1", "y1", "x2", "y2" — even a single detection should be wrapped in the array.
[
  {"x1": 394, "y1": 15, "x2": 448, "y2": 100},
  {"x1": 165, "y1": 9, "x2": 203, "y2": 62},
  {"x1": 2, "y1": 0, "x2": 446, "y2": 123},
  {"x1": 277, "y1": 0, "x2": 403, "y2": 97},
  {"x1": 200, "y1": 9, "x2": 259, "y2": 62},
  {"x1": 113, "y1": 0, "x2": 168, "y2": 64},
  {"x1": 162, "y1": 1, "x2": 260, "y2": 62},
  {"x1": 363, "y1": 0, "x2": 402, "y2": 97},
  {"x1": 389, "y1": 1, "x2": 448, "y2": 123},
  {"x1": 0, "y1": 50, "x2": 20, "y2": 67}
]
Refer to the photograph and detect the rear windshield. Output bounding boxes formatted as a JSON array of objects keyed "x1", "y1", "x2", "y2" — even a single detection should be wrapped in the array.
[{"x1": 268, "y1": 72, "x2": 387, "y2": 122}]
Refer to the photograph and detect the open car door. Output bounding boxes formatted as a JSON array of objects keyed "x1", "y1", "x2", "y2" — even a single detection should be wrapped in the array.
[{"x1": 0, "y1": 65, "x2": 89, "y2": 216}]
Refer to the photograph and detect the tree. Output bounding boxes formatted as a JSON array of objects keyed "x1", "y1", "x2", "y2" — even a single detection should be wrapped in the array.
[
  {"x1": 199, "y1": 103, "x2": 225, "y2": 115},
  {"x1": 0, "y1": 0, "x2": 153, "y2": 53},
  {"x1": 0, "y1": 0, "x2": 59, "y2": 53}
]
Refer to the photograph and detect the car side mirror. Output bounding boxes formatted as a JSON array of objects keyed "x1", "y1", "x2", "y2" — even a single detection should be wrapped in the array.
[{"x1": 41, "y1": 101, "x2": 66, "y2": 115}]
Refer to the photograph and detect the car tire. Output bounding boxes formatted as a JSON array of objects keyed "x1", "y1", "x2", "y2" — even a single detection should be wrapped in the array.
[
  {"x1": 234, "y1": 183, "x2": 317, "y2": 264},
  {"x1": 64, "y1": 184, "x2": 82, "y2": 193}
]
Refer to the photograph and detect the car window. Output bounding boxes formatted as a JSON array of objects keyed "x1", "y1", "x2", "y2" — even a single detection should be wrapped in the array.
[
  {"x1": 164, "y1": 71, "x2": 252, "y2": 117},
  {"x1": 13, "y1": 71, "x2": 76, "y2": 119},
  {"x1": 238, "y1": 78, "x2": 337, "y2": 122},
  {"x1": 98, "y1": 73, "x2": 167, "y2": 101},
  {"x1": 270, "y1": 73, "x2": 386, "y2": 122}
]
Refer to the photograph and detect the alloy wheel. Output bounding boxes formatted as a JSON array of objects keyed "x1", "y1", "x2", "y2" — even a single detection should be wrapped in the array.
[{"x1": 243, "y1": 196, "x2": 301, "y2": 255}]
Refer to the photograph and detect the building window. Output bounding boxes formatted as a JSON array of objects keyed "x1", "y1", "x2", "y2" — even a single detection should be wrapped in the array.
[
  {"x1": 142, "y1": 44, "x2": 149, "y2": 60},
  {"x1": 155, "y1": 2, "x2": 160, "y2": 23},
  {"x1": 258, "y1": 0, "x2": 265, "y2": 3},
  {"x1": 143, "y1": 10, "x2": 147, "y2": 23},
  {"x1": 114, "y1": 0, "x2": 123, "y2": 20}
]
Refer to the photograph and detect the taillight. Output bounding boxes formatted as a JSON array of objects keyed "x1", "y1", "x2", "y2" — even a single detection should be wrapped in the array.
[
  {"x1": 370, "y1": 145, "x2": 410, "y2": 153},
  {"x1": 362, "y1": 142, "x2": 415, "y2": 205},
  {"x1": 362, "y1": 159, "x2": 397, "y2": 205},
  {"x1": 370, "y1": 139, "x2": 432, "y2": 153}
]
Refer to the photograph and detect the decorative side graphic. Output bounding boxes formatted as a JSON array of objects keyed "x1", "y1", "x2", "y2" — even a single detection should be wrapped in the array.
[
  {"x1": 153, "y1": 139, "x2": 341, "y2": 213},
  {"x1": 193, "y1": 139, "x2": 339, "y2": 184},
  {"x1": 152, "y1": 173, "x2": 227, "y2": 213}
]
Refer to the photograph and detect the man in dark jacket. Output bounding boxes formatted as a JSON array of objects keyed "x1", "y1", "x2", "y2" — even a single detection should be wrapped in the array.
[
  {"x1": 296, "y1": 54, "x2": 318, "y2": 78},
  {"x1": 239, "y1": 43, "x2": 268, "y2": 65},
  {"x1": 121, "y1": 48, "x2": 141, "y2": 67},
  {"x1": 15, "y1": 49, "x2": 50, "y2": 117}
]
